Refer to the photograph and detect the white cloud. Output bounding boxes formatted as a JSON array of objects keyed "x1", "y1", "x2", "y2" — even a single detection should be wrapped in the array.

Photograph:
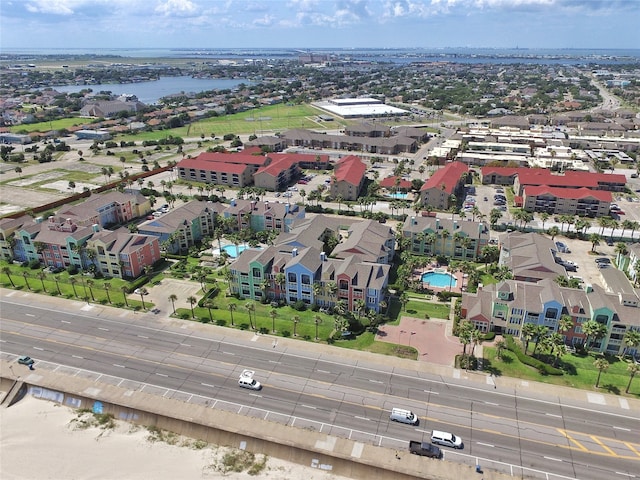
[
  {"x1": 25, "y1": 0, "x2": 79, "y2": 15},
  {"x1": 155, "y1": 0, "x2": 198, "y2": 16}
]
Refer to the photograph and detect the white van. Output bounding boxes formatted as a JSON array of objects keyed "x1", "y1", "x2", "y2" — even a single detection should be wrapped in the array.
[
  {"x1": 238, "y1": 369, "x2": 262, "y2": 390},
  {"x1": 389, "y1": 408, "x2": 418, "y2": 425},
  {"x1": 430, "y1": 430, "x2": 463, "y2": 449}
]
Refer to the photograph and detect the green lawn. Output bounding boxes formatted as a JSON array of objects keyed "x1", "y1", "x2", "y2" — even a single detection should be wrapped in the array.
[
  {"x1": 9, "y1": 117, "x2": 95, "y2": 134},
  {"x1": 401, "y1": 299, "x2": 451, "y2": 320},
  {"x1": 484, "y1": 345, "x2": 640, "y2": 398},
  {"x1": 334, "y1": 332, "x2": 418, "y2": 360},
  {"x1": 118, "y1": 104, "x2": 349, "y2": 143},
  {"x1": 175, "y1": 288, "x2": 338, "y2": 340},
  {"x1": 1, "y1": 263, "x2": 146, "y2": 310}
]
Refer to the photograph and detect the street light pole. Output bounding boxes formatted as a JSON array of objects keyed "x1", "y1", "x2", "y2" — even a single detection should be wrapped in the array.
[{"x1": 409, "y1": 331, "x2": 416, "y2": 347}]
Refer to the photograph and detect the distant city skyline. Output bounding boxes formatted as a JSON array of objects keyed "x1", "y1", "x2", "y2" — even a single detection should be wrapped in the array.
[{"x1": 1, "y1": 0, "x2": 638, "y2": 51}]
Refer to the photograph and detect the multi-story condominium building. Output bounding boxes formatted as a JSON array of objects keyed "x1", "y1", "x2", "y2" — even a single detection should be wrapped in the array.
[
  {"x1": 522, "y1": 185, "x2": 611, "y2": 217},
  {"x1": 402, "y1": 216, "x2": 490, "y2": 262},
  {"x1": 461, "y1": 277, "x2": 640, "y2": 357},
  {"x1": 0, "y1": 192, "x2": 159, "y2": 279},
  {"x1": 223, "y1": 199, "x2": 305, "y2": 234},
  {"x1": 253, "y1": 156, "x2": 299, "y2": 191},
  {"x1": 138, "y1": 200, "x2": 226, "y2": 254},
  {"x1": 229, "y1": 215, "x2": 394, "y2": 313},
  {"x1": 498, "y1": 232, "x2": 568, "y2": 283},
  {"x1": 419, "y1": 161, "x2": 468, "y2": 210},
  {"x1": 330, "y1": 155, "x2": 367, "y2": 201},
  {"x1": 177, "y1": 157, "x2": 254, "y2": 188},
  {"x1": 0, "y1": 214, "x2": 160, "y2": 279},
  {"x1": 87, "y1": 228, "x2": 161, "y2": 279},
  {"x1": 57, "y1": 191, "x2": 151, "y2": 228},
  {"x1": 481, "y1": 167, "x2": 627, "y2": 194}
]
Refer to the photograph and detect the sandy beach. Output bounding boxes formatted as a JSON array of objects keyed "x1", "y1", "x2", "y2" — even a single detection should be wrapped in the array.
[{"x1": 0, "y1": 396, "x2": 352, "y2": 480}]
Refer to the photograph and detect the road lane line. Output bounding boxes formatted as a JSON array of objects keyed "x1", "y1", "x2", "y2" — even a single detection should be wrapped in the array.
[
  {"x1": 33, "y1": 346, "x2": 43, "y2": 350},
  {"x1": 623, "y1": 442, "x2": 640, "y2": 458},
  {"x1": 543, "y1": 457, "x2": 563, "y2": 462},
  {"x1": 477, "y1": 442, "x2": 494, "y2": 448},
  {"x1": 61, "y1": 320, "x2": 70, "y2": 324},
  {"x1": 317, "y1": 369, "x2": 331, "y2": 374},
  {"x1": 354, "y1": 416, "x2": 369, "y2": 421},
  {"x1": 72, "y1": 355, "x2": 83, "y2": 359},
  {"x1": 138, "y1": 335, "x2": 149, "y2": 339},
  {"x1": 546, "y1": 413, "x2": 562, "y2": 418},
  {"x1": 156, "y1": 373, "x2": 168, "y2": 377},
  {"x1": 113, "y1": 364, "x2": 125, "y2": 368},
  {"x1": 98, "y1": 327, "x2": 109, "y2": 331},
  {"x1": 557, "y1": 429, "x2": 588, "y2": 452},
  {"x1": 369, "y1": 380, "x2": 383, "y2": 384},
  {"x1": 301, "y1": 405, "x2": 317, "y2": 409},
  {"x1": 614, "y1": 427, "x2": 631, "y2": 432},
  {"x1": 26, "y1": 314, "x2": 35, "y2": 317},
  {"x1": 591, "y1": 436, "x2": 618, "y2": 456},
  {"x1": 201, "y1": 383, "x2": 215, "y2": 388},
  {"x1": 615, "y1": 473, "x2": 636, "y2": 478}
]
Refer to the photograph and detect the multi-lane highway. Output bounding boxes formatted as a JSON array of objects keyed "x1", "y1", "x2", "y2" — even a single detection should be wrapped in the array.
[{"x1": 1, "y1": 295, "x2": 638, "y2": 480}]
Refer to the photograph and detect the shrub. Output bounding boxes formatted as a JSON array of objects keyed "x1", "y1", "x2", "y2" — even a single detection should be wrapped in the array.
[
  {"x1": 29, "y1": 259, "x2": 41, "y2": 269},
  {"x1": 67, "y1": 264, "x2": 78, "y2": 275},
  {"x1": 215, "y1": 319, "x2": 226, "y2": 327},
  {"x1": 292, "y1": 300, "x2": 307, "y2": 311},
  {"x1": 258, "y1": 327, "x2": 269, "y2": 334},
  {"x1": 504, "y1": 335, "x2": 563, "y2": 375},
  {"x1": 281, "y1": 330, "x2": 291, "y2": 337}
]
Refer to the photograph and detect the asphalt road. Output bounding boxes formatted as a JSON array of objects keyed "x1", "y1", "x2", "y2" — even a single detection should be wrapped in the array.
[{"x1": 1, "y1": 296, "x2": 638, "y2": 480}]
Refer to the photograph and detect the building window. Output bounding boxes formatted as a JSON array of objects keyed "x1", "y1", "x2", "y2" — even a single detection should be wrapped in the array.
[{"x1": 288, "y1": 273, "x2": 296, "y2": 283}]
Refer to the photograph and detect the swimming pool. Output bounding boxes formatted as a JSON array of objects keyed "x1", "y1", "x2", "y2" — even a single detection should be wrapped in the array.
[
  {"x1": 387, "y1": 192, "x2": 409, "y2": 199},
  {"x1": 421, "y1": 271, "x2": 457, "y2": 288},
  {"x1": 221, "y1": 245, "x2": 247, "y2": 258}
]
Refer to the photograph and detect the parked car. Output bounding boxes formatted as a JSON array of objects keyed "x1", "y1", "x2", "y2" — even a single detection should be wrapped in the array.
[
  {"x1": 555, "y1": 242, "x2": 570, "y2": 253},
  {"x1": 134, "y1": 288, "x2": 148, "y2": 295}
]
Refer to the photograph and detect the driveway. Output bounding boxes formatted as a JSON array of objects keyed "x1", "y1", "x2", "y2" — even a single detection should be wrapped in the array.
[
  {"x1": 140, "y1": 278, "x2": 203, "y2": 317},
  {"x1": 375, "y1": 317, "x2": 462, "y2": 366}
]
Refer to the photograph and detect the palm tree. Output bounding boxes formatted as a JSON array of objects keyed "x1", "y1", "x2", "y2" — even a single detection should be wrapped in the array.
[
  {"x1": 168, "y1": 294, "x2": 178, "y2": 314},
  {"x1": 495, "y1": 339, "x2": 506, "y2": 359},
  {"x1": 540, "y1": 212, "x2": 550, "y2": 231},
  {"x1": 104, "y1": 282, "x2": 112, "y2": 304},
  {"x1": 245, "y1": 302, "x2": 255, "y2": 330},
  {"x1": 399, "y1": 292, "x2": 409, "y2": 312},
  {"x1": 22, "y1": 271, "x2": 32, "y2": 291},
  {"x1": 34, "y1": 269, "x2": 49, "y2": 292},
  {"x1": 187, "y1": 295, "x2": 197, "y2": 318},
  {"x1": 2, "y1": 266, "x2": 15, "y2": 287},
  {"x1": 314, "y1": 314, "x2": 323, "y2": 340},
  {"x1": 228, "y1": 303, "x2": 237, "y2": 326},
  {"x1": 121, "y1": 285, "x2": 129, "y2": 307},
  {"x1": 203, "y1": 300, "x2": 214, "y2": 322},
  {"x1": 458, "y1": 321, "x2": 474, "y2": 356},
  {"x1": 558, "y1": 314, "x2": 573, "y2": 335},
  {"x1": 521, "y1": 323, "x2": 537, "y2": 354},
  {"x1": 589, "y1": 233, "x2": 601, "y2": 252},
  {"x1": 292, "y1": 315, "x2": 300, "y2": 337},
  {"x1": 139, "y1": 288, "x2": 149, "y2": 310},
  {"x1": 532, "y1": 325, "x2": 548, "y2": 355},
  {"x1": 594, "y1": 357, "x2": 609, "y2": 388},
  {"x1": 547, "y1": 226, "x2": 560, "y2": 241},
  {"x1": 53, "y1": 274, "x2": 62, "y2": 295},
  {"x1": 626, "y1": 363, "x2": 639, "y2": 394},
  {"x1": 269, "y1": 309, "x2": 278, "y2": 333},
  {"x1": 622, "y1": 330, "x2": 640, "y2": 358},
  {"x1": 582, "y1": 320, "x2": 604, "y2": 350},
  {"x1": 86, "y1": 279, "x2": 95, "y2": 301}
]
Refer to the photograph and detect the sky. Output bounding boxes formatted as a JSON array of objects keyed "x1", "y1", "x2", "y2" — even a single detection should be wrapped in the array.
[{"x1": 1, "y1": 0, "x2": 638, "y2": 51}]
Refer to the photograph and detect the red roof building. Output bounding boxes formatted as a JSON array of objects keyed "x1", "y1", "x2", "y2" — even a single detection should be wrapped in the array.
[
  {"x1": 523, "y1": 186, "x2": 612, "y2": 217},
  {"x1": 420, "y1": 162, "x2": 469, "y2": 210},
  {"x1": 330, "y1": 155, "x2": 367, "y2": 201},
  {"x1": 380, "y1": 176, "x2": 412, "y2": 191},
  {"x1": 177, "y1": 157, "x2": 254, "y2": 188}
]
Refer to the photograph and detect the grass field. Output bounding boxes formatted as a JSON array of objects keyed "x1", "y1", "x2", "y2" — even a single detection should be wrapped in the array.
[
  {"x1": 484, "y1": 345, "x2": 640, "y2": 398},
  {"x1": 9, "y1": 104, "x2": 348, "y2": 140}
]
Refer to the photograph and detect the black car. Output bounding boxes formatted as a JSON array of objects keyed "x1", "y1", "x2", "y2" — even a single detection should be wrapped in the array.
[{"x1": 596, "y1": 257, "x2": 611, "y2": 264}]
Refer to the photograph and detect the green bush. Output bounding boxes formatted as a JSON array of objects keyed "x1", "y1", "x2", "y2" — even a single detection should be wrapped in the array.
[
  {"x1": 292, "y1": 300, "x2": 306, "y2": 311},
  {"x1": 504, "y1": 335, "x2": 563, "y2": 375}
]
